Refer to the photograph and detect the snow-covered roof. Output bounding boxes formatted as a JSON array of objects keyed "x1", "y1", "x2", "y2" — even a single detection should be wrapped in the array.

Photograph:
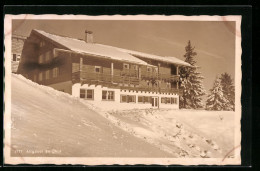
[
  {"x1": 164, "y1": 57, "x2": 192, "y2": 67},
  {"x1": 98, "y1": 44, "x2": 191, "y2": 67},
  {"x1": 33, "y1": 29, "x2": 147, "y2": 65},
  {"x1": 33, "y1": 29, "x2": 191, "y2": 67}
]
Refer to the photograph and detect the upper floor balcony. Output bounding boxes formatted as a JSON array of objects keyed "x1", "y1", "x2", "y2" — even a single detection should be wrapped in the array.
[{"x1": 72, "y1": 71, "x2": 182, "y2": 95}]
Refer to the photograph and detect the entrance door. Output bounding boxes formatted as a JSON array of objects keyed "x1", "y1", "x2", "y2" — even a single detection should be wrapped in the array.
[{"x1": 151, "y1": 97, "x2": 159, "y2": 108}]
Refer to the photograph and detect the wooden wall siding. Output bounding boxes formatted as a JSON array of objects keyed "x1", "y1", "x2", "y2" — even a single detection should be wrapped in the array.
[
  {"x1": 72, "y1": 63, "x2": 80, "y2": 73},
  {"x1": 39, "y1": 42, "x2": 56, "y2": 57},
  {"x1": 103, "y1": 67, "x2": 111, "y2": 74},
  {"x1": 70, "y1": 54, "x2": 141, "y2": 78},
  {"x1": 17, "y1": 38, "x2": 40, "y2": 74},
  {"x1": 82, "y1": 55, "x2": 111, "y2": 68},
  {"x1": 71, "y1": 54, "x2": 124, "y2": 70},
  {"x1": 137, "y1": 79, "x2": 174, "y2": 92},
  {"x1": 160, "y1": 81, "x2": 170, "y2": 89},
  {"x1": 18, "y1": 33, "x2": 72, "y2": 85},
  {"x1": 121, "y1": 64, "x2": 138, "y2": 77},
  {"x1": 140, "y1": 65, "x2": 147, "y2": 76},
  {"x1": 35, "y1": 55, "x2": 72, "y2": 85},
  {"x1": 131, "y1": 54, "x2": 180, "y2": 76},
  {"x1": 12, "y1": 37, "x2": 26, "y2": 54},
  {"x1": 114, "y1": 69, "x2": 121, "y2": 76},
  {"x1": 171, "y1": 64, "x2": 177, "y2": 75},
  {"x1": 159, "y1": 66, "x2": 171, "y2": 76}
]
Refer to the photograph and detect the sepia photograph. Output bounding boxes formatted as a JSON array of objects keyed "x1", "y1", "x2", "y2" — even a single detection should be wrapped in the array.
[{"x1": 4, "y1": 15, "x2": 242, "y2": 165}]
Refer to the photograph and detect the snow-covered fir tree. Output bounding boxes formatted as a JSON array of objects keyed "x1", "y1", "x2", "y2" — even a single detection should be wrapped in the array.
[
  {"x1": 206, "y1": 76, "x2": 228, "y2": 111},
  {"x1": 220, "y1": 72, "x2": 235, "y2": 111},
  {"x1": 179, "y1": 40, "x2": 206, "y2": 109}
]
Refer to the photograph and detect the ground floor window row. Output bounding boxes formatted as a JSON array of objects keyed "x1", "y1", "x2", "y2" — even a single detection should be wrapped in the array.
[
  {"x1": 80, "y1": 89, "x2": 115, "y2": 101},
  {"x1": 161, "y1": 97, "x2": 178, "y2": 104},
  {"x1": 80, "y1": 89, "x2": 178, "y2": 104}
]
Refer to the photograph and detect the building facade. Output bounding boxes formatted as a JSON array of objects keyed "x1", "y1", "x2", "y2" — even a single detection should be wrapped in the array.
[
  {"x1": 11, "y1": 34, "x2": 27, "y2": 73},
  {"x1": 17, "y1": 29, "x2": 191, "y2": 109}
]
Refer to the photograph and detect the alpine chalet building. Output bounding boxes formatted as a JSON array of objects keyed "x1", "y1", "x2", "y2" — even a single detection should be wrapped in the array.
[{"x1": 17, "y1": 29, "x2": 191, "y2": 109}]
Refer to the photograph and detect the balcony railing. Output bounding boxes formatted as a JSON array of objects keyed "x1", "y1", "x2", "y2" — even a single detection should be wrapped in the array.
[
  {"x1": 72, "y1": 71, "x2": 140, "y2": 85},
  {"x1": 72, "y1": 71, "x2": 182, "y2": 94},
  {"x1": 141, "y1": 73, "x2": 179, "y2": 81}
]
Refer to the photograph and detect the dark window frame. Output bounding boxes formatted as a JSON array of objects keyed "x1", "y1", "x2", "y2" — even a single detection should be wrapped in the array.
[
  {"x1": 102, "y1": 90, "x2": 115, "y2": 101},
  {"x1": 80, "y1": 89, "x2": 94, "y2": 100}
]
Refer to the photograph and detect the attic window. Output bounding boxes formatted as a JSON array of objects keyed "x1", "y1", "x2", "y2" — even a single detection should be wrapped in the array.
[
  {"x1": 123, "y1": 63, "x2": 129, "y2": 69},
  {"x1": 45, "y1": 51, "x2": 51, "y2": 62},
  {"x1": 40, "y1": 41, "x2": 45, "y2": 47},
  {"x1": 39, "y1": 55, "x2": 44, "y2": 64}
]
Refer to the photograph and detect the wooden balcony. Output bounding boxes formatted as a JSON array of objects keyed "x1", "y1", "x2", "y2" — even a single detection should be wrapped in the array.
[
  {"x1": 72, "y1": 71, "x2": 182, "y2": 95},
  {"x1": 72, "y1": 71, "x2": 139, "y2": 85},
  {"x1": 141, "y1": 73, "x2": 179, "y2": 81}
]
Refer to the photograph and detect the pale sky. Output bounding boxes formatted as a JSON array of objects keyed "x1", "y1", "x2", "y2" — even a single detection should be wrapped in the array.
[{"x1": 12, "y1": 20, "x2": 236, "y2": 96}]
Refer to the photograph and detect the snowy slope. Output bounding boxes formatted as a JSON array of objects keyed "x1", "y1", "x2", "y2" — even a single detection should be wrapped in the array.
[
  {"x1": 105, "y1": 109, "x2": 235, "y2": 158},
  {"x1": 11, "y1": 74, "x2": 173, "y2": 157}
]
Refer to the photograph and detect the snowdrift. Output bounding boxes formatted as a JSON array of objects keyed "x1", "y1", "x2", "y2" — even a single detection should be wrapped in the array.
[{"x1": 10, "y1": 74, "x2": 172, "y2": 157}]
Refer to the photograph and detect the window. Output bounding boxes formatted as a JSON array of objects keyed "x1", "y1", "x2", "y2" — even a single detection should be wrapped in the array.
[
  {"x1": 102, "y1": 91, "x2": 114, "y2": 101},
  {"x1": 80, "y1": 89, "x2": 94, "y2": 100},
  {"x1": 138, "y1": 96, "x2": 144, "y2": 103},
  {"x1": 40, "y1": 41, "x2": 45, "y2": 47},
  {"x1": 45, "y1": 70, "x2": 50, "y2": 80},
  {"x1": 144, "y1": 96, "x2": 151, "y2": 103},
  {"x1": 147, "y1": 67, "x2": 152, "y2": 72},
  {"x1": 53, "y1": 49, "x2": 58, "y2": 58},
  {"x1": 53, "y1": 67, "x2": 59, "y2": 78},
  {"x1": 39, "y1": 54, "x2": 44, "y2": 64},
  {"x1": 166, "y1": 97, "x2": 171, "y2": 104},
  {"x1": 171, "y1": 97, "x2": 177, "y2": 104},
  {"x1": 121, "y1": 95, "x2": 136, "y2": 103},
  {"x1": 121, "y1": 95, "x2": 127, "y2": 103},
  {"x1": 95, "y1": 66, "x2": 102, "y2": 73},
  {"x1": 161, "y1": 97, "x2": 172, "y2": 104},
  {"x1": 12, "y1": 54, "x2": 17, "y2": 61},
  {"x1": 108, "y1": 91, "x2": 114, "y2": 100},
  {"x1": 86, "y1": 90, "x2": 94, "y2": 99},
  {"x1": 38, "y1": 72, "x2": 43, "y2": 81},
  {"x1": 128, "y1": 95, "x2": 136, "y2": 103},
  {"x1": 80, "y1": 89, "x2": 85, "y2": 98},
  {"x1": 161, "y1": 97, "x2": 166, "y2": 104},
  {"x1": 45, "y1": 51, "x2": 51, "y2": 62},
  {"x1": 123, "y1": 63, "x2": 129, "y2": 69}
]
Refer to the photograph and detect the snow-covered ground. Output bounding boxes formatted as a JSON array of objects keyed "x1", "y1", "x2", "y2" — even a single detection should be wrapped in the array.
[
  {"x1": 10, "y1": 74, "x2": 173, "y2": 157},
  {"x1": 103, "y1": 109, "x2": 234, "y2": 158},
  {"x1": 10, "y1": 74, "x2": 235, "y2": 158}
]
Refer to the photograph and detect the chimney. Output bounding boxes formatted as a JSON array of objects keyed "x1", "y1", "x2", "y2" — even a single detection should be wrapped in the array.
[{"x1": 85, "y1": 30, "x2": 93, "y2": 43}]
